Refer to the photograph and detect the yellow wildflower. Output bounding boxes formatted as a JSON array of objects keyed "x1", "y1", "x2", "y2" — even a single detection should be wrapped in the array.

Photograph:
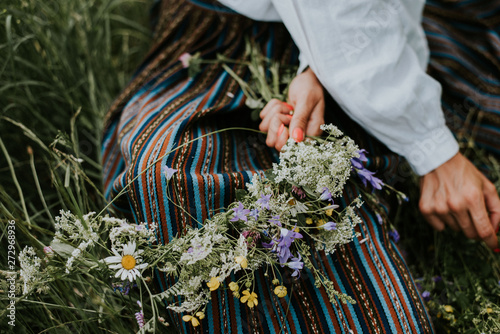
[
  {"x1": 196, "y1": 312, "x2": 205, "y2": 320},
  {"x1": 235, "y1": 256, "x2": 248, "y2": 269},
  {"x1": 207, "y1": 277, "x2": 220, "y2": 291},
  {"x1": 325, "y1": 209, "x2": 333, "y2": 216},
  {"x1": 444, "y1": 305, "x2": 453, "y2": 313},
  {"x1": 306, "y1": 218, "x2": 313, "y2": 225},
  {"x1": 293, "y1": 226, "x2": 300, "y2": 233},
  {"x1": 182, "y1": 315, "x2": 200, "y2": 327},
  {"x1": 274, "y1": 286, "x2": 287, "y2": 298},
  {"x1": 486, "y1": 307, "x2": 493, "y2": 314},
  {"x1": 240, "y1": 290, "x2": 258, "y2": 308},
  {"x1": 316, "y1": 219, "x2": 325, "y2": 227},
  {"x1": 229, "y1": 282, "x2": 239, "y2": 292},
  {"x1": 272, "y1": 279, "x2": 279, "y2": 285}
]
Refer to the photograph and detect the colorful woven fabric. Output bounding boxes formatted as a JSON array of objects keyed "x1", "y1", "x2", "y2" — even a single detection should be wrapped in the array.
[
  {"x1": 101, "y1": 0, "x2": 500, "y2": 332},
  {"x1": 424, "y1": 0, "x2": 500, "y2": 165}
]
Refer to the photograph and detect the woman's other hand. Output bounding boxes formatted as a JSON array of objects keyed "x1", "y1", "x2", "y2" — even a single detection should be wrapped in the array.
[
  {"x1": 259, "y1": 67, "x2": 325, "y2": 151},
  {"x1": 419, "y1": 152, "x2": 500, "y2": 249}
]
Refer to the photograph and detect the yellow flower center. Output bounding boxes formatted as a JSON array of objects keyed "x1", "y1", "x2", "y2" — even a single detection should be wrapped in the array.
[{"x1": 121, "y1": 255, "x2": 136, "y2": 270}]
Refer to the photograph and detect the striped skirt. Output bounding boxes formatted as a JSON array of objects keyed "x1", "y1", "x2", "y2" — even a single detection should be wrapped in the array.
[{"x1": 101, "y1": 0, "x2": 500, "y2": 332}]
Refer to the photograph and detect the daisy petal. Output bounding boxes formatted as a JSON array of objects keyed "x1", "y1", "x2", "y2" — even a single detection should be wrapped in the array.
[
  {"x1": 121, "y1": 269, "x2": 129, "y2": 281},
  {"x1": 109, "y1": 263, "x2": 123, "y2": 269},
  {"x1": 115, "y1": 268, "x2": 123, "y2": 278},
  {"x1": 104, "y1": 256, "x2": 121, "y2": 263}
]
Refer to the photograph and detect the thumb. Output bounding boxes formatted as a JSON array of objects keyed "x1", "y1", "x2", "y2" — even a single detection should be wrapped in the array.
[{"x1": 288, "y1": 101, "x2": 309, "y2": 143}]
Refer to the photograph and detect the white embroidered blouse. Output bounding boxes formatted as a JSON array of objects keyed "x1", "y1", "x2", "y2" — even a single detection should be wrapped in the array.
[{"x1": 218, "y1": 0, "x2": 459, "y2": 175}]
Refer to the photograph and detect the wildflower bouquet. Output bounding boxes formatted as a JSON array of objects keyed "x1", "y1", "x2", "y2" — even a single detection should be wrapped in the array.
[{"x1": 17, "y1": 122, "x2": 390, "y2": 331}]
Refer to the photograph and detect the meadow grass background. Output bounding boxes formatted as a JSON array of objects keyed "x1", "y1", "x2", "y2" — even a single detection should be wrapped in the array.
[{"x1": 1, "y1": 0, "x2": 500, "y2": 333}]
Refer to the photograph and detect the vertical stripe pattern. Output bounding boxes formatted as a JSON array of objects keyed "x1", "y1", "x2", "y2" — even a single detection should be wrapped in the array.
[{"x1": 101, "y1": 0, "x2": 500, "y2": 332}]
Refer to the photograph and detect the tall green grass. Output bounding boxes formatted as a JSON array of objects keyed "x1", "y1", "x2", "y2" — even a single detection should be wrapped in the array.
[{"x1": 0, "y1": 1, "x2": 152, "y2": 332}]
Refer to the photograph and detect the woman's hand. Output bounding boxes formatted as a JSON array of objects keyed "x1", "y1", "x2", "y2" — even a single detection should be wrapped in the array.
[
  {"x1": 419, "y1": 152, "x2": 500, "y2": 249},
  {"x1": 259, "y1": 67, "x2": 325, "y2": 151}
]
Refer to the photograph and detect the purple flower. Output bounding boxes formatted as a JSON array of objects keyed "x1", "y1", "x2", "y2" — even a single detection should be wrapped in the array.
[
  {"x1": 288, "y1": 254, "x2": 304, "y2": 278},
  {"x1": 389, "y1": 229, "x2": 400, "y2": 243},
  {"x1": 256, "y1": 194, "x2": 271, "y2": 210},
  {"x1": 249, "y1": 209, "x2": 259, "y2": 220},
  {"x1": 319, "y1": 187, "x2": 333, "y2": 202},
  {"x1": 351, "y1": 149, "x2": 368, "y2": 169},
  {"x1": 112, "y1": 281, "x2": 137, "y2": 296},
  {"x1": 162, "y1": 165, "x2": 178, "y2": 180},
  {"x1": 231, "y1": 202, "x2": 250, "y2": 222},
  {"x1": 421, "y1": 290, "x2": 431, "y2": 301},
  {"x1": 135, "y1": 311, "x2": 145, "y2": 328},
  {"x1": 321, "y1": 221, "x2": 337, "y2": 231},
  {"x1": 292, "y1": 186, "x2": 306, "y2": 199},
  {"x1": 356, "y1": 168, "x2": 383, "y2": 190},
  {"x1": 263, "y1": 227, "x2": 303, "y2": 265},
  {"x1": 277, "y1": 228, "x2": 303, "y2": 264},
  {"x1": 268, "y1": 215, "x2": 281, "y2": 226},
  {"x1": 432, "y1": 276, "x2": 442, "y2": 283}
]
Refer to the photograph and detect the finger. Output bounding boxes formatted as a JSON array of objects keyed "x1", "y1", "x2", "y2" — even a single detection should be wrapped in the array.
[
  {"x1": 482, "y1": 176, "x2": 500, "y2": 233},
  {"x1": 305, "y1": 100, "x2": 325, "y2": 137},
  {"x1": 288, "y1": 99, "x2": 312, "y2": 143},
  {"x1": 266, "y1": 114, "x2": 292, "y2": 149},
  {"x1": 439, "y1": 213, "x2": 461, "y2": 232},
  {"x1": 469, "y1": 192, "x2": 498, "y2": 249},
  {"x1": 452, "y1": 210, "x2": 478, "y2": 239},
  {"x1": 259, "y1": 99, "x2": 283, "y2": 120},
  {"x1": 419, "y1": 187, "x2": 446, "y2": 231},
  {"x1": 282, "y1": 102, "x2": 294, "y2": 114},
  {"x1": 424, "y1": 213, "x2": 446, "y2": 231},
  {"x1": 275, "y1": 125, "x2": 290, "y2": 151},
  {"x1": 259, "y1": 103, "x2": 286, "y2": 132}
]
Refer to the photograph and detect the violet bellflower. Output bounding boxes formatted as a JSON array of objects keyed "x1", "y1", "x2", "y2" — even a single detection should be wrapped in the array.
[
  {"x1": 230, "y1": 202, "x2": 250, "y2": 222},
  {"x1": 268, "y1": 215, "x2": 281, "y2": 226},
  {"x1": 256, "y1": 193, "x2": 271, "y2": 210},
  {"x1": 321, "y1": 221, "x2": 337, "y2": 231},
  {"x1": 249, "y1": 208, "x2": 259, "y2": 220},
  {"x1": 319, "y1": 187, "x2": 333, "y2": 202},
  {"x1": 421, "y1": 290, "x2": 431, "y2": 302},
  {"x1": 389, "y1": 229, "x2": 400, "y2": 243},
  {"x1": 356, "y1": 168, "x2": 384, "y2": 190},
  {"x1": 350, "y1": 150, "x2": 383, "y2": 190},
  {"x1": 162, "y1": 165, "x2": 178, "y2": 181},
  {"x1": 288, "y1": 254, "x2": 304, "y2": 278},
  {"x1": 262, "y1": 227, "x2": 303, "y2": 265},
  {"x1": 277, "y1": 227, "x2": 303, "y2": 265}
]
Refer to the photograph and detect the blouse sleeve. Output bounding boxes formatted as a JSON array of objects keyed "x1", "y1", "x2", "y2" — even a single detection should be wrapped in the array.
[{"x1": 217, "y1": 0, "x2": 281, "y2": 22}]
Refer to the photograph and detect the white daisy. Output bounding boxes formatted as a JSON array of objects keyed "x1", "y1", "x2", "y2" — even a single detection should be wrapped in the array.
[{"x1": 104, "y1": 242, "x2": 148, "y2": 282}]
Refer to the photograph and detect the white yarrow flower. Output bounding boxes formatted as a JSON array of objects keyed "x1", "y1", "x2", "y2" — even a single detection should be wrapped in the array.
[{"x1": 104, "y1": 242, "x2": 148, "y2": 282}]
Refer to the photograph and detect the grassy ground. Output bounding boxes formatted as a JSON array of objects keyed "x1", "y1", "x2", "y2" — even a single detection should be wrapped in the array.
[{"x1": 1, "y1": 1, "x2": 500, "y2": 333}]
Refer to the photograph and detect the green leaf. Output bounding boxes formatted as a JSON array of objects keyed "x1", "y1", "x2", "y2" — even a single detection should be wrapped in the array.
[{"x1": 235, "y1": 189, "x2": 248, "y2": 201}]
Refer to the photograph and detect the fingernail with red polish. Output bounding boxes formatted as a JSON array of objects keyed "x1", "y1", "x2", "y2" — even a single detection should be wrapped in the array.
[
  {"x1": 494, "y1": 248, "x2": 500, "y2": 253},
  {"x1": 292, "y1": 128, "x2": 304, "y2": 142},
  {"x1": 283, "y1": 102, "x2": 294, "y2": 111},
  {"x1": 277, "y1": 124, "x2": 285, "y2": 137},
  {"x1": 286, "y1": 115, "x2": 293, "y2": 119}
]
